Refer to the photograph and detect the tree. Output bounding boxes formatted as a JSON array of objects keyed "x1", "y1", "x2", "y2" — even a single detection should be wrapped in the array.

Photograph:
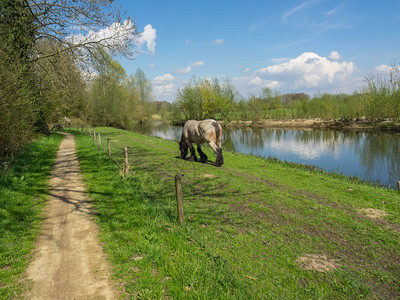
[
  {"x1": 200, "y1": 78, "x2": 234, "y2": 119},
  {"x1": 173, "y1": 77, "x2": 236, "y2": 121},
  {"x1": 0, "y1": 0, "x2": 39, "y2": 155},
  {"x1": 0, "y1": 0, "x2": 138, "y2": 156},
  {"x1": 174, "y1": 78, "x2": 203, "y2": 120},
  {"x1": 88, "y1": 48, "x2": 127, "y2": 126}
]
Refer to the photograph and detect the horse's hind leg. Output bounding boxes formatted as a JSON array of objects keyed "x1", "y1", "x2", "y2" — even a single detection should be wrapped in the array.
[
  {"x1": 188, "y1": 142, "x2": 197, "y2": 162},
  {"x1": 209, "y1": 142, "x2": 224, "y2": 167},
  {"x1": 197, "y1": 144, "x2": 208, "y2": 163}
]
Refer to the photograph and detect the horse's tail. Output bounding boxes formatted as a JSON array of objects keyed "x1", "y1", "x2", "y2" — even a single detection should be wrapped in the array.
[
  {"x1": 212, "y1": 121, "x2": 221, "y2": 143},
  {"x1": 212, "y1": 121, "x2": 223, "y2": 166}
]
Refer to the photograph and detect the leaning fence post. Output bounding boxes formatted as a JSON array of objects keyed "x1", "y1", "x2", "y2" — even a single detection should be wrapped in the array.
[
  {"x1": 175, "y1": 174, "x2": 184, "y2": 225},
  {"x1": 107, "y1": 138, "x2": 111, "y2": 156},
  {"x1": 98, "y1": 133, "x2": 101, "y2": 146},
  {"x1": 124, "y1": 146, "x2": 129, "y2": 175}
]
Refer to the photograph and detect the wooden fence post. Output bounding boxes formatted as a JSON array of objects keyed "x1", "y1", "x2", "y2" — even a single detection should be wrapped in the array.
[
  {"x1": 175, "y1": 174, "x2": 184, "y2": 225},
  {"x1": 98, "y1": 133, "x2": 101, "y2": 146},
  {"x1": 107, "y1": 138, "x2": 111, "y2": 156},
  {"x1": 124, "y1": 146, "x2": 129, "y2": 175},
  {"x1": 93, "y1": 129, "x2": 96, "y2": 142},
  {"x1": 88, "y1": 128, "x2": 91, "y2": 137},
  {"x1": 398, "y1": 181, "x2": 400, "y2": 192}
]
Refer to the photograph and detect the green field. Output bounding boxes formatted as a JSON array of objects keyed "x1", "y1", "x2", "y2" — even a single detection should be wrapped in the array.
[{"x1": 72, "y1": 127, "x2": 400, "y2": 299}]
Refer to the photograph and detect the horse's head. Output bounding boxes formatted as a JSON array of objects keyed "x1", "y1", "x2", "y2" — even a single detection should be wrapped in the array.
[{"x1": 178, "y1": 140, "x2": 188, "y2": 159}]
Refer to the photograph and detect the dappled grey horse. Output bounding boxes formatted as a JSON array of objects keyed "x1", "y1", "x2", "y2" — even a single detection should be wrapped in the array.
[{"x1": 178, "y1": 119, "x2": 224, "y2": 167}]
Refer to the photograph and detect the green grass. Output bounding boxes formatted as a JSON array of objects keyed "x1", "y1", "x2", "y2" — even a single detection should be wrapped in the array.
[
  {"x1": 0, "y1": 133, "x2": 64, "y2": 298},
  {"x1": 73, "y1": 127, "x2": 400, "y2": 299}
]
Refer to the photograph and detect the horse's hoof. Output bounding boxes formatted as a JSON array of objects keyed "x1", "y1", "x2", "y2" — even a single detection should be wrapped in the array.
[{"x1": 189, "y1": 157, "x2": 195, "y2": 162}]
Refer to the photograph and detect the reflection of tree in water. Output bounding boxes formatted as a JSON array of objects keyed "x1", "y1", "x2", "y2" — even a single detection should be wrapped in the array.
[
  {"x1": 354, "y1": 132, "x2": 400, "y2": 187},
  {"x1": 132, "y1": 122, "x2": 182, "y2": 141},
  {"x1": 291, "y1": 129, "x2": 360, "y2": 155},
  {"x1": 223, "y1": 128, "x2": 275, "y2": 153}
]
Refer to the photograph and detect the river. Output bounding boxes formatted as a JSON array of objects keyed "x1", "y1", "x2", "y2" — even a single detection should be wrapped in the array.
[{"x1": 131, "y1": 122, "x2": 400, "y2": 189}]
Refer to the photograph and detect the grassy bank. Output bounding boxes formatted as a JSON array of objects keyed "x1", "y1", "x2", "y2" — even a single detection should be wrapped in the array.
[
  {"x1": 73, "y1": 127, "x2": 400, "y2": 299},
  {"x1": 0, "y1": 133, "x2": 64, "y2": 298}
]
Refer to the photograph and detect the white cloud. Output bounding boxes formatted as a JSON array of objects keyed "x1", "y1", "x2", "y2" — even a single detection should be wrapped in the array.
[
  {"x1": 149, "y1": 62, "x2": 156, "y2": 68},
  {"x1": 153, "y1": 83, "x2": 175, "y2": 94},
  {"x1": 65, "y1": 20, "x2": 157, "y2": 56},
  {"x1": 375, "y1": 64, "x2": 400, "y2": 73},
  {"x1": 175, "y1": 61, "x2": 205, "y2": 74},
  {"x1": 232, "y1": 76, "x2": 282, "y2": 96},
  {"x1": 255, "y1": 52, "x2": 354, "y2": 89},
  {"x1": 153, "y1": 73, "x2": 175, "y2": 84},
  {"x1": 66, "y1": 19, "x2": 137, "y2": 50},
  {"x1": 243, "y1": 68, "x2": 251, "y2": 73},
  {"x1": 270, "y1": 57, "x2": 290, "y2": 64},
  {"x1": 212, "y1": 39, "x2": 224, "y2": 45},
  {"x1": 153, "y1": 83, "x2": 176, "y2": 101},
  {"x1": 137, "y1": 24, "x2": 157, "y2": 55},
  {"x1": 328, "y1": 51, "x2": 342, "y2": 61}
]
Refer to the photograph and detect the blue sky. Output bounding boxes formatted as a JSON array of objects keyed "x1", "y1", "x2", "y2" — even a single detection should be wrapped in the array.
[{"x1": 112, "y1": 0, "x2": 400, "y2": 102}]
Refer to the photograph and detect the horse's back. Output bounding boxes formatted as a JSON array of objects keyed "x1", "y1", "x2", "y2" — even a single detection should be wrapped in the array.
[{"x1": 183, "y1": 119, "x2": 222, "y2": 144}]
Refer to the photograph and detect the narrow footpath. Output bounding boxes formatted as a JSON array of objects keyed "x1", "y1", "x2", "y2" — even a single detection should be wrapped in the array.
[{"x1": 26, "y1": 133, "x2": 120, "y2": 299}]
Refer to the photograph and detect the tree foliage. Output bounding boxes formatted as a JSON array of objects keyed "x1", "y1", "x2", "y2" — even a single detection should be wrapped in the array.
[
  {"x1": 172, "y1": 77, "x2": 236, "y2": 121},
  {"x1": 0, "y1": 0, "x2": 138, "y2": 157},
  {"x1": 86, "y1": 50, "x2": 154, "y2": 128}
]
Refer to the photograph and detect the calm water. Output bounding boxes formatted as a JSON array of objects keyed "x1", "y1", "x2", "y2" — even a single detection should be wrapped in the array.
[{"x1": 131, "y1": 122, "x2": 400, "y2": 189}]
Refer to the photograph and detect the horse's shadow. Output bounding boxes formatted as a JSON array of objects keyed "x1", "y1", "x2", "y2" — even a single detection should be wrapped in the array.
[{"x1": 174, "y1": 156, "x2": 216, "y2": 166}]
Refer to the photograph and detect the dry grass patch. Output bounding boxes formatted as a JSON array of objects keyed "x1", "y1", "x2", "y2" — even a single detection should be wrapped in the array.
[
  {"x1": 298, "y1": 254, "x2": 339, "y2": 272},
  {"x1": 360, "y1": 208, "x2": 388, "y2": 219},
  {"x1": 200, "y1": 174, "x2": 218, "y2": 179}
]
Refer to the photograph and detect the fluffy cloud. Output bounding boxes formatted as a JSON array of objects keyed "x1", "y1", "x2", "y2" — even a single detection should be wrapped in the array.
[
  {"x1": 232, "y1": 76, "x2": 282, "y2": 96},
  {"x1": 153, "y1": 83, "x2": 176, "y2": 101},
  {"x1": 328, "y1": 51, "x2": 342, "y2": 61},
  {"x1": 175, "y1": 61, "x2": 205, "y2": 74},
  {"x1": 65, "y1": 20, "x2": 156, "y2": 56},
  {"x1": 255, "y1": 52, "x2": 354, "y2": 89},
  {"x1": 153, "y1": 73, "x2": 177, "y2": 101},
  {"x1": 153, "y1": 73, "x2": 175, "y2": 84},
  {"x1": 137, "y1": 24, "x2": 157, "y2": 55},
  {"x1": 375, "y1": 64, "x2": 400, "y2": 73},
  {"x1": 66, "y1": 19, "x2": 137, "y2": 49}
]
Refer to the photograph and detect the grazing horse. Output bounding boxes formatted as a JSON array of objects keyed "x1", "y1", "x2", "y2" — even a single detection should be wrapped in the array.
[{"x1": 179, "y1": 119, "x2": 224, "y2": 167}]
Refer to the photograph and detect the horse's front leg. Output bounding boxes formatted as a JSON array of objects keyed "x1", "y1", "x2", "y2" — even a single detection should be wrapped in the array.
[
  {"x1": 188, "y1": 142, "x2": 197, "y2": 162},
  {"x1": 209, "y1": 142, "x2": 224, "y2": 167}
]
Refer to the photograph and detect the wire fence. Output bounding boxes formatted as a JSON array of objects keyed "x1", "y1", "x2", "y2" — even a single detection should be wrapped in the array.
[{"x1": 65, "y1": 126, "x2": 185, "y2": 223}]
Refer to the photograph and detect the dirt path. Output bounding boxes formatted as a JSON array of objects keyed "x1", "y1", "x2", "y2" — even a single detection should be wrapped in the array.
[{"x1": 26, "y1": 133, "x2": 120, "y2": 299}]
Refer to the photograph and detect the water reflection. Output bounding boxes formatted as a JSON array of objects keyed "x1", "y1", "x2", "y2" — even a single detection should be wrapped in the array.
[{"x1": 130, "y1": 122, "x2": 400, "y2": 189}]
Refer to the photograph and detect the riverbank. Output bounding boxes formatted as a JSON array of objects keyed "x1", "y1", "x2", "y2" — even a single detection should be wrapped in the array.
[
  {"x1": 73, "y1": 127, "x2": 400, "y2": 299},
  {"x1": 220, "y1": 118, "x2": 400, "y2": 131}
]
